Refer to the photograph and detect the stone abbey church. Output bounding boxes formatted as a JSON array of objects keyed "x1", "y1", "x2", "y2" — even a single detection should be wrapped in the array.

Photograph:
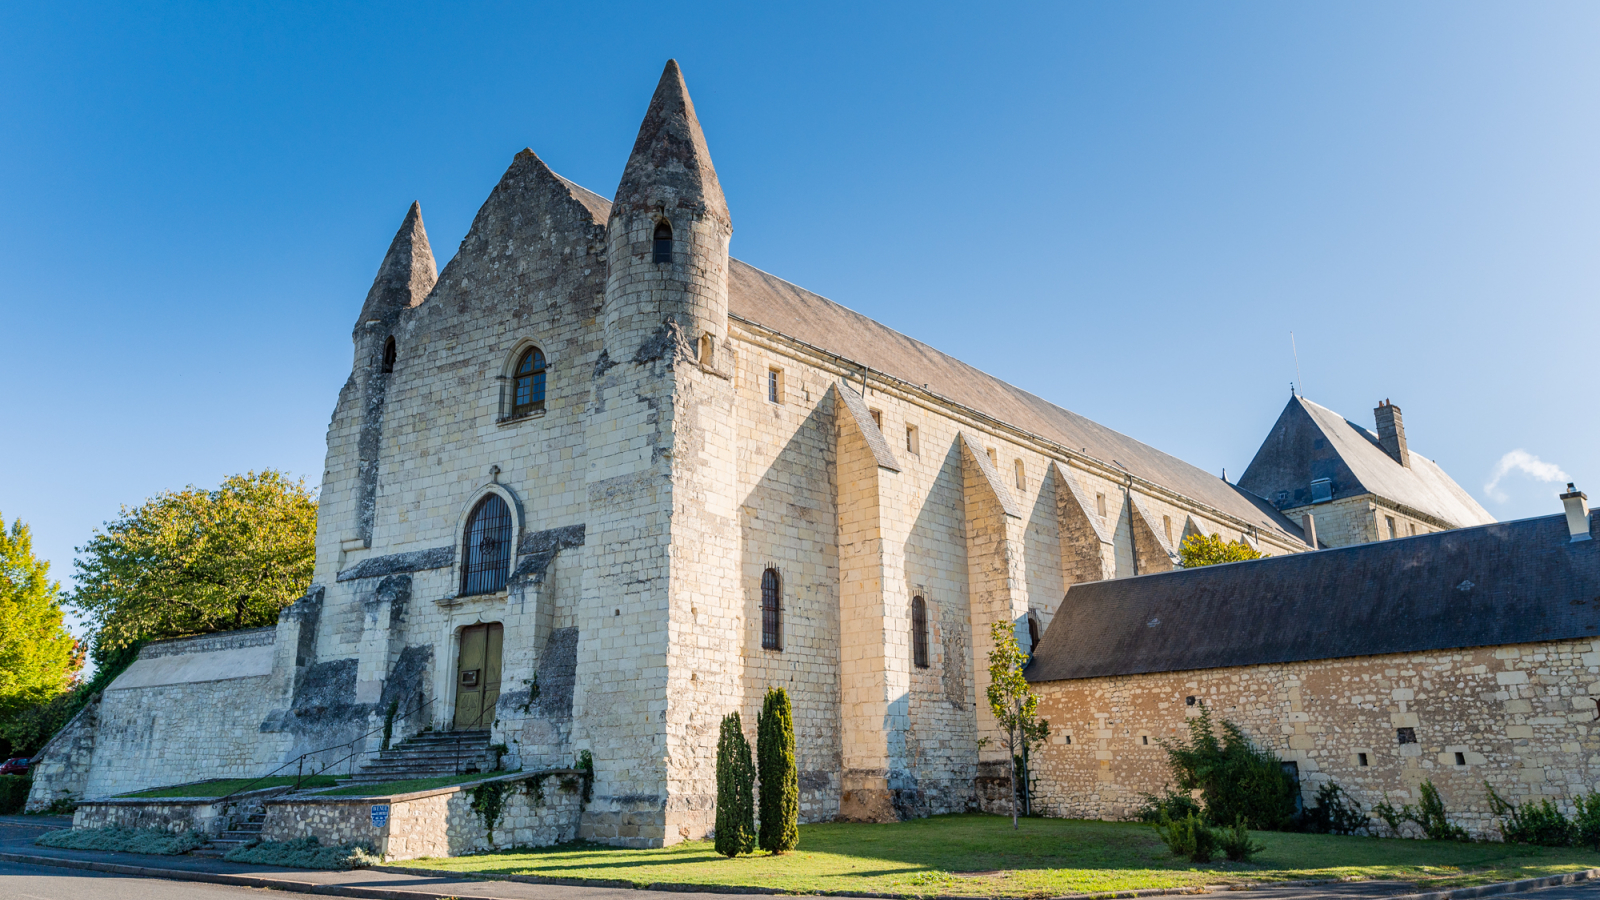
[{"x1": 43, "y1": 61, "x2": 1582, "y2": 848}]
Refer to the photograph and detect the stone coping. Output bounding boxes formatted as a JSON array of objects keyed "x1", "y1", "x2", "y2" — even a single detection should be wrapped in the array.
[
  {"x1": 89, "y1": 784, "x2": 296, "y2": 806},
  {"x1": 263, "y1": 768, "x2": 585, "y2": 805}
]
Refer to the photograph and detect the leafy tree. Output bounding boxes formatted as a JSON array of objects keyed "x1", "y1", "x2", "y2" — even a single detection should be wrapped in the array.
[
  {"x1": 714, "y1": 712, "x2": 755, "y2": 857},
  {"x1": 757, "y1": 687, "x2": 798, "y2": 853},
  {"x1": 71, "y1": 471, "x2": 317, "y2": 658},
  {"x1": 985, "y1": 619, "x2": 1049, "y2": 829},
  {"x1": 1162, "y1": 703, "x2": 1296, "y2": 830},
  {"x1": 1177, "y1": 532, "x2": 1266, "y2": 568},
  {"x1": 0, "y1": 514, "x2": 80, "y2": 721}
]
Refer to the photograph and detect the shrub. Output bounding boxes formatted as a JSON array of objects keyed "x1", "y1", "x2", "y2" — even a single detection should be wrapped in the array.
[
  {"x1": 756, "y1": 687, "x2": 799, "y2": 854},
  {"x1": 1300, "y1": 782, "x2": 1366, "y2": 835},
  {"x1": 1575, "y1": 792, "x2": 1600, "y2": 850},
  {"x1": 1488, "y1": 783, "x2": 1575, "y2": 846},
  {"x1": 1162, "y1": 703, "x2": 1296, "y2": 830},
  {"x1": 36, "y1": 826, "x2": 203, "y2": 855},
  {"x1": 1154, "y1": 811, "x2": 1217, "y2": 863},
  {"x1": 1372, "y1": 800, "x2": 1408, "y2": 838},
  {"x1": 1136, "y1": 787, "x2": 1201, "y2": 824},
  {"x1": 1412, "y1": 780, "x2": 1470, "y2": 841},
  {"x1": 223, "y1": 835, "x2": 379, "y2": 869},
  {"x1": 1218, "y1": 817, "x2": 1266, "y2": 862},
  {"x1": 714, "y1": 711, "x2": 755, "y2": 858},
  {"x1": 0, "y1": 774, "x2": 31, "y2": 814}
]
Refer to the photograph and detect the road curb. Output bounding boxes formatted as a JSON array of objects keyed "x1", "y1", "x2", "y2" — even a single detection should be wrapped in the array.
[{"x1": 6, "y1": 849, "x2": 1599, "y2": 900}]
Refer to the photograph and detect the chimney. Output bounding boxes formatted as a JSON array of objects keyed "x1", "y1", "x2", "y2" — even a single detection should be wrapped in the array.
[
  {"x1": 1301, "y1": 512, "x2": 1318, "y2": 549},
  {"x1": 1374, "y1": 399, "x2": 1410, "y2": 468},
  {"x1": 1560, "y1": 483, "x2": 1591, "y2": 542}
]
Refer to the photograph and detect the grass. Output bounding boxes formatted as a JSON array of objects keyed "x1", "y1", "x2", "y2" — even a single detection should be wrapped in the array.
[
  {"x1": 316, "y1": 771, "x2": 513, "y2": 797},
  {"x1": 390, "y1": 814, "x2": 1600, "y2": 898},
  {"x1": 116, "y1": 776, "x2": 339, "y2": 798}
]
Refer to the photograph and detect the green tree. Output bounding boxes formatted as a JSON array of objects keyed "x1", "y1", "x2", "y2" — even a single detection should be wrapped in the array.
[
  {"x1": 1177, "y1": 532, "x2": 1266, "y2": 568},
  {"x1": 71, "y1": 471, "x2": 317, "y2": 658},
  {"x1": 985, "y1": 619, "x2": 1049, "y2": 829},
  {"x1": 757, "y1": 687, "x2": 799, "y2": 853},
  {"x1": 0, "y1": 514, "x2": 80, "y2": 720},
  {"x1": 714, "y1": 711, "x2": 756, "y2": 857}
]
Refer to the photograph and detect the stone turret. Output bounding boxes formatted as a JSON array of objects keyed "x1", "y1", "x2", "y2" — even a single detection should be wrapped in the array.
[{"x1": 602, "y1": 60, "x2": 732, "y2": 365}]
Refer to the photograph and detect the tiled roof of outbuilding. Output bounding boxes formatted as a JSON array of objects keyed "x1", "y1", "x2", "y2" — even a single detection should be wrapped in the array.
[{"x1": 1026, "y1": 509, "x2": 1600, "y2": 683}]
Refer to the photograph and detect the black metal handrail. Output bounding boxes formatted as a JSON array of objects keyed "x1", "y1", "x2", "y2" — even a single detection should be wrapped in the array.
[{"x1": 213, "y1": 692, "x2": 436, "y2": 806}]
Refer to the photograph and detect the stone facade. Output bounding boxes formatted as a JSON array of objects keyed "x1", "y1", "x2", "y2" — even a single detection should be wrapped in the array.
[
  {"x1": 36, "y1": 60, "x2": 1323, "y2": 848},
  {"x1": 261, "y1": 771, "x2": 584, "y2": 860},
  {"x1": 1029, "y1": 637, "x2": 1600, "y2": 839}
]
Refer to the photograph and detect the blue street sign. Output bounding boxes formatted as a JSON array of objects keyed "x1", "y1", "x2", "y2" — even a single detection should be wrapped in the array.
[{"x1": 370, "y1": 804, "x2": 390, "y2": 828}]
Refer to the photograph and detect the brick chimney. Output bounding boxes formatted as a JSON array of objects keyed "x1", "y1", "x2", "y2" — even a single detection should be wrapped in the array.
[
  {"x1": 1374, "y1": 399, "x2": 1410, "y2": 468},
  {"x1": 1560, "y1": 483, "x2": 1591, "y2": 543}
]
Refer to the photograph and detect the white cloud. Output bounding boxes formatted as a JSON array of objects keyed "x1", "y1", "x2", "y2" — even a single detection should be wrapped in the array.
[{"x1": 1484, "y1": 450, "x2": 1569, "y2": 503}]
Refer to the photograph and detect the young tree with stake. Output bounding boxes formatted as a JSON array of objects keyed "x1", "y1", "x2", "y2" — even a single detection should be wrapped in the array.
[{"x1": 986, "y1": 619, "x2": 1049, "y2": 829}]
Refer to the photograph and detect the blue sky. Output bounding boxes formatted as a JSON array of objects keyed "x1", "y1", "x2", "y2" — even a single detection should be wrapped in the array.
[{"x1": 4, "y1": 2, "x2": 1598, "y2": 636}]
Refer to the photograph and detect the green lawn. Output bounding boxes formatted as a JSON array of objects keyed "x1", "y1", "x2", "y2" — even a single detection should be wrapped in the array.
[
  {"x1": 116, "y1": 776, "x2": 338, "y2": 798},
  {"x1": 317, "y1": 771, "x2": 514, "y2": 797},
  {"x1": 390, "y1": 814, "x2": 1600, "y2": 898}
]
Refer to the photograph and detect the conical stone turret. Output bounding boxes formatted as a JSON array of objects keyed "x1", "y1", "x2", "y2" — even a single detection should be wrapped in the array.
[
  {"x1": 603, "y1": 60, "x2": 732, "y2": 364},
  {"x1": 355, "y1": 201, "x2": 437, "y2": 332}
]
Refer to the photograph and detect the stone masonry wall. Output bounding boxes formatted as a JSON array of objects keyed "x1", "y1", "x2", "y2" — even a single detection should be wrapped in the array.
[{"x1": 1030, "y1": 637, "x2": 1600, "y2": 838}]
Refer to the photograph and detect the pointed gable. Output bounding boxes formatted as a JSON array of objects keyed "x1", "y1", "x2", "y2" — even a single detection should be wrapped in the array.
[
  {"x1": 610, "y1": 60, "x2": 729, "y2": 228},
  {"x1": 1239, "y1": 395, "x2": 1493, "y2": 529},
  {"x1": 355, "y1": 202, "x2": 437, "y2": 329}
]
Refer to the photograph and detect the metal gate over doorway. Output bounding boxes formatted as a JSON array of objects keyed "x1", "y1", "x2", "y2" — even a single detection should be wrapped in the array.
[{"x1": 454, "y1": 622, "x2": 502, "y2": 731}]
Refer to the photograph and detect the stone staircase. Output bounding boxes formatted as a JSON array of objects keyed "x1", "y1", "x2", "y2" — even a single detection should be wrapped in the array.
[
  {"x1": 340, "y1": 729, "x2": 493, "y2": 785},
  {"x1": 192, "y1": 808, "x2": 264, "y2": 858}
]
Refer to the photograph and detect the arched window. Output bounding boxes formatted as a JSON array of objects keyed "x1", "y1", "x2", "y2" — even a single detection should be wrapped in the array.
[
  {"x1": 381, "y1": 337, "x2": 396, "y2": 374},
  {"x1": 512, "y1": 347, "x2": 546, "y2": 416},
  {"x1": 912, "y1": 596, "x2": 929, "y2": 668},
  {"x1": 761, "y1": 567, "x2": 782, "y2": 651},
  {"x1": 653, "y1": 220, "x2": 672, "y2": 264},
  {"x1": 461, "y1": 493, "x2": 513, "y2": 596}
]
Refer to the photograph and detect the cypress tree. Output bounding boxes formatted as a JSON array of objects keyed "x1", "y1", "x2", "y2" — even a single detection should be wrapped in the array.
[
  {"x1": 757, "y1": 687, "x2": 799, "y2": 853},
  {"x1": 714, "y1": 711, "x2": 755, "y2": 857}
]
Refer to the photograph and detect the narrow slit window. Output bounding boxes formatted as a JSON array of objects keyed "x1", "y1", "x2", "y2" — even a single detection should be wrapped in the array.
[
  {"x1": 869, "y1": 408, "x2": 882, "y2": 429},
  {"x1": 1014, "y1": 459, "x2": 1025, "y2": 490},
  {"x1": 1386, "y1": 516, "x2": 1397, "y2": 539},
  {"x1": 653, "y1": 220, "x2": 672, "y2": 264},
  {"x1": 698, "y1": 333, "x2": 714, "y2": 365},
  {"x1": 986, "y1": 447, "x2": 997, "y2": 467},
  {"x1": 761, "y1": 568, "x2": 782, "y2": 650},
  {"x1": 461, "y1": 493, "x2": 513, "y2": 596},
  {"x1": 1096, "y1": 493, "x2": 1107, "y2": 518},
  {"x1": 905, "y1": 425, "x2": 919, "y2": 455},
  {"x1": 381, "y1": 337, "x2": 396, "y2": 374},
  {"x1": 912, "y1": 596, "x2": 929, "y2": 668},
  {"x1": 512, "y1": 347, "x2": 547, "y2": 416},
  {"x1": 1028, "y1": 616, "x2": 1041, "y2": 653},
  {"x1": 767, "y1": 368, "x2": 782, "y2": 403},
  {"x1": 1163, "y1": 515, "x2": 1173, "y2": 545}
]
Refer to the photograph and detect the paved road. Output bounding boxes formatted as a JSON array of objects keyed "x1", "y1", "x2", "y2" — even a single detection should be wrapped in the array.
[{"x1": 1, "y1": 857, "x2": 269, "y2": 899}]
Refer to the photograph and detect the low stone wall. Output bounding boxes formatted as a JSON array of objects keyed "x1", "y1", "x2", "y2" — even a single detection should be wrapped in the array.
[
  {"x1": 261, "y1": 769, "x2": 585, "y2": 860},
  {"x1": 1029, "y1": 637, "x2": 1600, "y2": 839},
  {"x1": 70, "y1": 786, "x2": 288, "y2": 836}
]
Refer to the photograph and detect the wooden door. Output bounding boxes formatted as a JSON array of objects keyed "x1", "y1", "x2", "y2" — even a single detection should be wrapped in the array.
[{"x1": 453, "y1": 622, "x2": 503, "y2": 731}]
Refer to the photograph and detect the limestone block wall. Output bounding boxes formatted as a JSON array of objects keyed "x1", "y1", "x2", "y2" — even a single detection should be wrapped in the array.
[
  {"x1": 1029, "y1": 637, "x2": 1600, "y2": 838},
  {"x1": 81, "y1": 630, "x2": 283, "y2": 798},
  {"x1": 74, "y1": 798, "x2": 233, "y2": 835},
  {"x1": 1289, "y1": 495, "x2": 1449, "y2": 549},
  {"x1": 24, "y1": 695, "x2": 98, "y2": 811}
]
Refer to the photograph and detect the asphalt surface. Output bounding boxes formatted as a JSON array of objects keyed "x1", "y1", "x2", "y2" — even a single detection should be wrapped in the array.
[{"x1": 4, "y1": 814, "x2": 1600, "y2": 900}]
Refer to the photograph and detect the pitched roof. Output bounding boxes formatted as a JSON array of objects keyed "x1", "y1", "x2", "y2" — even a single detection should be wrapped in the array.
[
  {"x1": 1239, "y1": 395, "x2": 1493, "y2": 529},
  {"x1": 548, "y1": 172, "x2": 1302, "y2": 541},
  {"x1": 355, "y1": 201, "x2": 436, "y2": 330},
  {"x1": 610, "y1": 60, "x2": 729, "y2": 228},
  {"x1": 725, "y1": 261, "x2": 1304, "y2": 541},
  {"x1": 1026, "y1": 509, "x2": 1600, "y2": 683}
]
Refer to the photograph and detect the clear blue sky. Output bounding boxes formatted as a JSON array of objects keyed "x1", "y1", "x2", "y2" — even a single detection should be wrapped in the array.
[{"x1": 5, "y1": 2, "x2": 1598, "y2": 635}]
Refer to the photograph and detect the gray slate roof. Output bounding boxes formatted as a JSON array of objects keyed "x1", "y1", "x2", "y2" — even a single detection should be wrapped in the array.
[
  {"x1": 1239, "y1": 396, "x2": 1493, "y2": 528},
  {"x1": 1026, "y1": 509, "x2": 1600, "y2": 683},
  {"x1": 553, "y1": 169, "x2": 1302, "y2": 542}
]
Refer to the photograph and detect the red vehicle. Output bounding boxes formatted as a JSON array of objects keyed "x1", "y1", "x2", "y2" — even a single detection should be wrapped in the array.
[{"x1": 0, "y1": 758, "x2": 29, "y2": 776}]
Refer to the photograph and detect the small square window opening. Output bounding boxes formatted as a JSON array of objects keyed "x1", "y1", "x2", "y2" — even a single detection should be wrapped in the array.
[
  {"x1": 1455, "y1": 751, "x2": 1466, "y2": 766},
  {"x1": 1141, "y1": 735, "x2": 1149, "y2": 745},
  {"x1": 1396, "y1": 727, "x2": 1417, "y2": 745},
  {"x1": 1184, "y1": 695, "x2": 1196, "y2": 706},
  {"x1": 1358, "y1": 752, "x2": 1369, "y2": 767},
  {"x1": 1064, "y1": 734, "x2": 1072, "y2": 745}
]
